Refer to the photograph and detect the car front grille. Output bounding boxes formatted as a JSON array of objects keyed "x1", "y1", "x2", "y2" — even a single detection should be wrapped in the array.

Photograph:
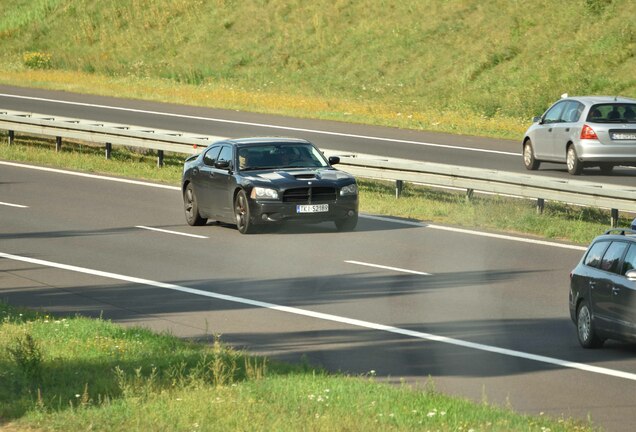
[{"x1": 283, "y1": 187, "x2": 337, "y2": 203}]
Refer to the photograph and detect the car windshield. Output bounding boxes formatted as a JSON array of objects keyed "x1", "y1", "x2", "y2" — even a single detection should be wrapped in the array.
[
  {"x1": 238, "y1": 144, "x2": 330, "y2": 171},
  {"x1": 586, "y1": 103, "x2": 636, "y2": 123}
]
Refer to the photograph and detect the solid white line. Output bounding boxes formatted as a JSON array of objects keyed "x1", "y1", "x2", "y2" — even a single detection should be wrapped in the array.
[
  {"x1": 1, "y1": 250, "x2": 635, "y2": 382},
  {"x1": 345, "y1": 260, "x2": 431, "y2": 275},
  {"x1": 1, "y1": 160, "x2": 588, "y2": 251},
  {"x1": 0, "y1": 160, "x2": 180, "y2": 191},
  {"x1": 0, "y1": 93, "x2": 518, "y2": 157},
  {"x1": 0, "y1": 201, "x2": 28, "y2": 208},
  {"x1": 136, "y1": 225, "x2": 208, "y2": 239},
  {"x1": 361, "y1": 214, "x2": 588, "y2": 251}
]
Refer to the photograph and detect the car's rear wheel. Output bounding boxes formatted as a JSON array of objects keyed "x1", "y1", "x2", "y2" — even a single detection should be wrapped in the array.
[
  {"x1": 184, "y1": 183, "x2": 207, "y2": 226},
  {"x1": 599, "y1": 163, "x2": 614, "y2": 175},
  {"x1": 234, "y1": 190, "x2": 254, "y2": 234},
  {"x1": 335, "y1": 214, "x2": 358, "y2": 232},
  {"x1": 576, "y1": 301, "x2": 604, "y2": 349},
  {"x1": 523, "y1": 140, "x2": 540, "y2": 170},
  {"x1": 566, "y1": 145, "x2": 583, "y2": 175}
]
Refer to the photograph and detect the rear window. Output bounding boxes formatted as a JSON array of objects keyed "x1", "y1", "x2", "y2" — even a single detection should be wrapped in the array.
[
  {"x1": 584, "y1": 240, "x2": 610, "y2": 268},
  {"x1": 599, "y1": 242, "x2": 628, "y2": 274},
  {"x1": 586, "y1": 103, "x2": 636, "y2": 123}
]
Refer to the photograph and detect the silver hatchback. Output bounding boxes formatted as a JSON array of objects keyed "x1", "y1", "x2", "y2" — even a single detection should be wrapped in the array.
[{"x1": 522, "y1": 95, "x2": 636, "y2": 175}]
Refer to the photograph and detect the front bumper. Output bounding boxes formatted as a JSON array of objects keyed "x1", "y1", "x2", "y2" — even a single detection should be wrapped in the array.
[{"x1": 248, "y1": 196, "x2": 358, "y2": 225}]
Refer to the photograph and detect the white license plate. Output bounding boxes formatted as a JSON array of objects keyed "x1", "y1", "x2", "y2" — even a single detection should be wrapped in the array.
[
  {"x1": 296, "y1": 204, "x2": 329, "y2": 213},
  {"x1": 611, "y1": 132, "x2": 636, "y2": 140}
]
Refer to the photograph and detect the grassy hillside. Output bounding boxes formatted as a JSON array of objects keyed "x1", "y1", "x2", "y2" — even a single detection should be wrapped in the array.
[{"x1": 0, "y1": 0, "x2": 635, "y2": 138}]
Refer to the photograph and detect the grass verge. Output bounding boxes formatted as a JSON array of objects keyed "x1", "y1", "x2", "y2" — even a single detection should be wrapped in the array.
[
  {"x1": 0, "y1": 302, "x2": 595, "y2": 431},
  {"x1": 1, "y1": 133, "x2": 630, "y2": 245}
]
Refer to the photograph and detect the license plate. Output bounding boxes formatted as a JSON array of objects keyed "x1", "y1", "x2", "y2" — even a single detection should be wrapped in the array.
[
  {"x1": 610, "y1": 132, "x2": 636, "y2": 140},
  {"x1": 296, "y1": 204, "x2": 329, "y2": 213}
]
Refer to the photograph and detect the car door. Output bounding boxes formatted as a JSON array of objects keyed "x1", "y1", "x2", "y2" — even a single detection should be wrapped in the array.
[
  {"x1": 614, "y1": 243, "x2": 636, "y2": 339},
  {"x1": 533, "y1": 100, "x2": 567, "y2": 160},
  {"x1": 196, "y1": 145, "x2": 222, "y2": 213},
  {"x1": 208, "y1": 145, "x2": 236, "y2": 220},
  {"x1": 592, "y1": 240, "x2": 629, "y2": 334},
  {"x1": 550, "y1": 101, "x2": 583, "y2": 160}
]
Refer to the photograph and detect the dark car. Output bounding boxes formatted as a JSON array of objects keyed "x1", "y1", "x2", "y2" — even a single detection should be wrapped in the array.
[
  {"x1": 569, "y1": 228, "x2": 636, "y2": 348},
  {"x1": 181, "y1": 137, "x2": 359, "y2": 234},
  {"x1": 522, "y1": 95, "x2": 636, "y2": 175}
]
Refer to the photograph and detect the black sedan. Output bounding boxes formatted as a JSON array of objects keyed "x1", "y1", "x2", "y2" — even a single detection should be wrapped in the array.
[
  {"x1": 181, "y1": 137, "x2": 359, "y2": 234},
  {"x1": 569, "y1": 228, "x2": 636, "y2": 348}
]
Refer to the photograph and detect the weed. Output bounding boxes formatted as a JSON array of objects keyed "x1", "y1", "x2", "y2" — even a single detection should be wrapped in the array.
[{"x1": 7, "y1": 333, "x2": 43, "y2": 381}]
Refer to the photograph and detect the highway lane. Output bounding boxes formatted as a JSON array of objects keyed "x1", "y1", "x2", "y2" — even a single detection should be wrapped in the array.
[
  {"x1": 1, "y1": 161, "x2": 636, "y2": 431},
  {"x1": 3, "y1": 84, "x2": 636, "y2": 184}
]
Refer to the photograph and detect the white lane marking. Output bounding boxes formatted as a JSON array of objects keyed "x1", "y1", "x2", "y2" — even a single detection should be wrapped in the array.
[
  {"x1": 362, "y1": 214, "x2": 588, "y2": 251},
  {"x1": 0, "y1": 160, "x2": 180, "y2": 190},
  {"x1": 136, "y1": 225, "x2": 208, "y2": 239},
  {"x1": 2, "y1": 250, "x2": 635, "y2": 382},
  {"x1": 1, "y1": 160, "x2": 588, "y2": 251},
  {"x1": 345, "y1": 260, "x2": 431, "y2": 275},
  {"x1": 0, "y1": 201, "x2": 28, "y2": 208},
  {"x1": 0, "y1": 93, "x2": 518, "y2": 157}
]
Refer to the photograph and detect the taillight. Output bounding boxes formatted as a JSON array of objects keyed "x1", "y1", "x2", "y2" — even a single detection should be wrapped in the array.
[{"x1": 580, "y1": 124, "x2": 598, "y2": 140}]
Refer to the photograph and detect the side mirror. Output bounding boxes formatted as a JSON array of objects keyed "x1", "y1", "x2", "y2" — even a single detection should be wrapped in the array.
[
  {"x1": 328, "y1": 156, "x2": 340, "y2": 165},
  {"x1": 215, "y1": 160, "x2": 231, "y2": 170},
  {"x1": 532, "y1": 116, "x2": 542, "y2": 124},
  {"x1": 626, "y1": 269, "x2": 636, "y2": 281}
]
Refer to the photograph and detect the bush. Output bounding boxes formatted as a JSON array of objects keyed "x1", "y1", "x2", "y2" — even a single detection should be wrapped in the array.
[{"x1": 22, "y1": 51, "x2": 52, "y2": 69}]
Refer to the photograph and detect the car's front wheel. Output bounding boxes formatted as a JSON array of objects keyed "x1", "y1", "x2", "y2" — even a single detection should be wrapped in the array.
[
  {"x1": 523, "y1": 140, "x2": 540, "y2": 170},
  {"x1": 335, "y1": 214, "x2": 358, "y2": 232},
  {"x1": 234, "y1": 190, "x2": 254, "y2": 234},
  {"x1": 184, "y1": 183, "x2": 207, "y2": 226},
  {"x1": 566, "y1": 145, "x2": 583, "y2": 175},
  {"x1": 576, "y1": 301, "x2": 604, "y2": 349}
]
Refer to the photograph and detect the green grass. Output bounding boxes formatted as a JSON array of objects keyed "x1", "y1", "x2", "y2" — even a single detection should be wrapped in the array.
[
  {"x1": 0, "y1": 0, "x2": 634, "y2": 139},
  {"x1": 1, "y1": 133, "x2": 631, "y2": 245},
  {"x1": 0, "y1": 302, "x2": 595, "y2": 431}
]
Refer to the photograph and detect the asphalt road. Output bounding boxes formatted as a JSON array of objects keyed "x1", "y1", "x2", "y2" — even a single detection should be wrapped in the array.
[
  {"x1": 2, "y1": 86, "x2": 636, "y2": 431},
  {"x1": 1, "y1": 160, "x2": 636, "y2": 431},
  {"x1": 2, "y1": 85, "x2": 636, "y2": 185}
]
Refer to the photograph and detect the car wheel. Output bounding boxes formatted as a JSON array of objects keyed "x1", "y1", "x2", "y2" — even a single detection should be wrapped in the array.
[
  {"x1": 599, "y1": 163, "x2": 614, "y2": 175},
  {"x1": 566, "y1": 145, "x2": 583, "y2": 175},
  {"x1": 183, "y1": 183, "x2": 207, "y2": 226},
  {"x1": 576, "y1": 301, "x2": 604, "y2": 349},
  {"x1": 523, "y1": 140, "x2": 540, "y2": 170},
  {"x1": 335, "y1": 214, "x2": 358, "y2": 232},
  {"x1": 234, "y1": 190, "x2": 254, "y2": 234}
]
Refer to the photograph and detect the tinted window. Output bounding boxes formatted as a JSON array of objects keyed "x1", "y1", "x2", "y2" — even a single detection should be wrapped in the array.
[
  {"x1": 600, "y1": 241, "x2": 627, "y2": 274},
  {"x1": 621, "y1": 244, "x2": 636, "y2": 275},
  {"x1": 584, "y1": 240, "x2": 610, "y2": 268},
  {"x1": 218, "y1": 146, "x2": 233, "y2": 164},
  {"x1": 203, "y1": 146, "x2": 222, "y2": 166},
  {"x1": 543, "y1": 101, "x2": 567, "y2": 124},
  {"x1": 586, "y1": 103, "x2": 636, "y2": 123}
]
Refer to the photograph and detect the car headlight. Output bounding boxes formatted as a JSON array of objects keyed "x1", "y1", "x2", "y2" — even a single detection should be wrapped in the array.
[
  {"x1": 251, "y1": 187, "x2": 279, "y2": 200},
  {"x1": 340, "y1": 183, "x2": 358, "y2": 196}
]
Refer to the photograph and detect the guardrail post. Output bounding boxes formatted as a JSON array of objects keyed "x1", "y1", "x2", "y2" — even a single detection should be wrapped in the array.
[
  {"x1": 8, "y1": 130, "x2": 14, "y2": 145},
  {"x1": 611, "y1": 208, "x2": 619, "y2": 228},
  {"x1": 395, "y1": 180, "x2": 403, "y2": 198},
  {"x1": 466, "y1": 188, "x2": 474, "y2": 202},
  {"x1": 537, "y1": 198, "x2": 545, "y2": 214},
  {"x1": 55, "y1": 136, "x2": 62, "y2": 152},
  {"x1": 157, "y1": 150, "x2": 164, "y2": 167},
  {"x1": 105, "y1": 143, "x2": 112, "y2": 160}
]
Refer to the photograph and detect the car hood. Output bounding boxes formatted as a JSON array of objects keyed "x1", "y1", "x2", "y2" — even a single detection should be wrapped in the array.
[{"x1": 243, "y1": 168, "x2": 353, "y2": 184}]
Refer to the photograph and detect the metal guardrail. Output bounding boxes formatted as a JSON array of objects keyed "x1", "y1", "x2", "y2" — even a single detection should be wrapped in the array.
[{"x1": 2, "y1": 109, "x2": 635, "y2": 226}]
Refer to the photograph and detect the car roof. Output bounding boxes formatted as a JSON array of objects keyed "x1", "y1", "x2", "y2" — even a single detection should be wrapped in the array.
[
  {"x1": 591, "y1": 229, "x2": 636, "y2": 244},
  {"x1": 213, "y1": 137, "x2": 313, "y2": 147},
  {"x1": 564, "y1": 96, "x2": 636, "y2": 105}
]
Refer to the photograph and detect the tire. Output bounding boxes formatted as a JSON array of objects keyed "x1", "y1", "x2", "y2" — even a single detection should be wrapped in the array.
[
  {"x1": 576, "y1": 301, "x2": 604, "y2": 349},
  {"x1": 234, "y1": 190, "x2": 254, "y2": 234},
  {"x1": 523, "y1": 140, "x2": 540, "y2": 170},
  {"x1": 183, "y1": 183, "x2": 207, "y2": 226},
  {"x1": 599, "y1": 163, "x2": 614, "y2": 175},
  {"x1": 566, "y1": 145, "x2": 583, "y2": 175},
  {"x1": 335, "y1": 214, "x2": 358, "y2": 232}
]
